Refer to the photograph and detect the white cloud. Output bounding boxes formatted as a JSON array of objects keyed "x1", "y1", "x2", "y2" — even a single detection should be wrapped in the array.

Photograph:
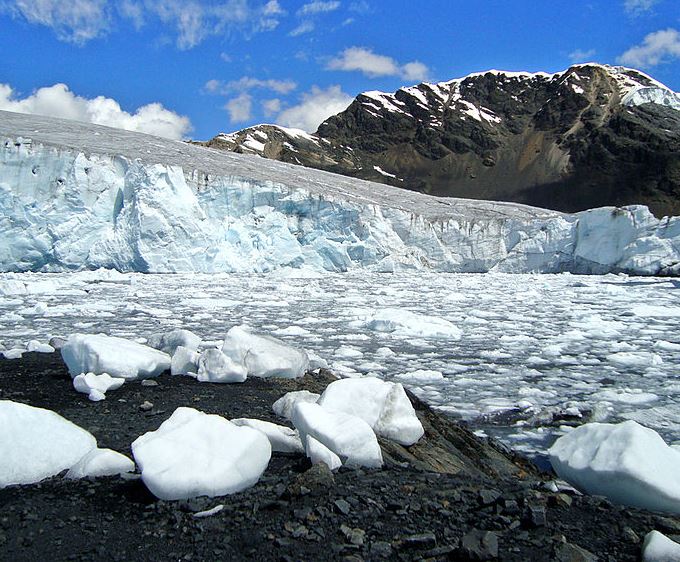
[
  {"x1": 276, "y1": 85, "x2": 352, "y2": 132},
  {"x1": 119, "y1": 0, "x2": 145, "y2": 29},
  {"x1": 617, "y1": 28, "x2": 680, "y2": 67},
  {"x1": 225, "y1": 92, "x2": 253, "y2": 123},
  {"x1": 0, "y1": 83, "x2": 192, "y2": 139},
  {"x1": 262, "y1": 98, "x2": 282, "y2": 117},
  {"x1": 205, "y1": 76, "x2": 297, "y2": 95},
  {"x1": 263, "y1": 0, "x2": 284, "y2": 15},
  {"x1": 289, "y1": 20, "x2": 314, "y2": 36},
  {"x1": 568, "y1": 48, "x2": 596, "y2": 63},
  {"x1": 624, "y1": 0, "x2": 658, "y2": 15},
  {"x1": 297, "y1": 1, "x2": 340, "y2": 16},
  {"x1": 326, "y1": 47, "x2": 430, "y2": 81},
  {"x1": 6, "y1": 0, "x2": 110, "y2": 44},
  {"x1": 401, "y1": 61, "x2": 429, "y2": 82}
]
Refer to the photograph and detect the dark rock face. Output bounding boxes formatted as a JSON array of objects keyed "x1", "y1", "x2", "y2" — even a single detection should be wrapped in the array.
[{"x1": 201, "y1": 64, "x2": 680, "y2": 218}]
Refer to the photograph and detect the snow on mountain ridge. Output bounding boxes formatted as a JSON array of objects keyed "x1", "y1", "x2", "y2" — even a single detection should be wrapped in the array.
[{"x1": 2, "y1": 110, "x2": 680, "y2": 275}]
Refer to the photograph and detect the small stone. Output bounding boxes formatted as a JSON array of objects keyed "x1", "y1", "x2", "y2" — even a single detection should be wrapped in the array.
[
  {"x1": 141, "y1": 380, "x2": 159, "y2": 387},
  {"x1": 553, "y1": 542, "x2": 598, "y2": 562},
  {"x1": 502, "y1": 499, "x2": 520, "y2": 516},
  {"x1": 460, "y1": 529, "x2": 499, "y2": 560},
  {"x1": 401, "y1": 531, "x2": 437, "y2": 549},
  {"x1": 621, "y1": 526, "x2": 639, "y2": 543},
  {"x1": 370, "y1": 541, "x2": 392, "y2": 558},
  {"x1": 479, "y1": 489, "x2": 501, "y2": 506},
  {"x1": 340, "y1": 525, "x2": 365, "y2": 546},
  {"x1": 549, "y1": 494, "x2": 573, "y2": 508},
  {"x1": 525, "y1": 505, "x2": 547, "y2": 527},
  {"x1": 288, "y1": 463, "x2": 335, "y2": 496},
  {"x1": 334, "y1": 499, "x2": 351, "y2": 515},
  {"x1": 139, "y1": 401, "x2": 153, "y2": 411}
]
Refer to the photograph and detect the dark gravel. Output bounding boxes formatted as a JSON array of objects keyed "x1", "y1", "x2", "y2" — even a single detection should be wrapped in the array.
[{"x1": 1, "y1": 352, "x2": 677, "y2": 561}]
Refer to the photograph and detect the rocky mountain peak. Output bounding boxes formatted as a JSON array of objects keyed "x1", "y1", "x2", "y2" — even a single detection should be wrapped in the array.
[{"x1": 200, "y1": 64, "x2": 680, "y2": 217}]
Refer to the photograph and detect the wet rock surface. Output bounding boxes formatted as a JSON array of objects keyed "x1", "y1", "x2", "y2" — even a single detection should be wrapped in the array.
[{"x1": 0, "y1": 352, "x2": 677, "y2": 561}]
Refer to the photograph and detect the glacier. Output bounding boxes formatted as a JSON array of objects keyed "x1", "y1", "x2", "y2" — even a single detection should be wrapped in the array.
[{"x1": 1, "y1": 109, "x2": 680, "y2": 275}]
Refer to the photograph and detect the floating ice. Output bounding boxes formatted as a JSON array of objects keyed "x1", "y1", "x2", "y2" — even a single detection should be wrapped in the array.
[
  {"x1": 66, "y1": 448, "x2": 135, "y2": 479},
  {"x1": 607, "y1": 352, "x2": 663, "y2": 369},
  {"x1": 272, "y1": 390, "x2": 320, "y2": 420},
  {"x1": 73, "y1": 372, "x2": 125, "y2": 402},
  {"x1": 222, "y1": 325, "x2": 309, "y2": 378},
  {"x1": 132, "y1": 407, "x2": 271, "y2": 500},
  {"x1": 291, "y1": 402, "x2": 383, "y2": 468},
  {"x1": 549, "y1": 420, "x2": 680, "y2": 514},
  {"x1": 0, "y1": 401, "x2": 97, "y2": 487},
  {"x1": 196, "y1": 348, "x2": 247, "y2": 383},
  {"x1": 394, "y1": 370, "x2": 445, "y2": 384},
  {"x1": 147, "y1": 328, "x2": 201, "y2": 355},
  {"x1": 26, "y1": 340, "x2": 54, "y2": 353},
  {"x1": 318, "y1": 377, "x2": 424, "y2": 446},
  {"x1": 365, "y1": 308, "x2": 461, "y2": 339},
  {"x1": 642, "y1": 530, "x2": 680, "y2": 562},
  {"x1": 231, "y1": 418, "x2": 303, "y2": 453},
  {"x1": 61, "y1": 334, "x2": 171, "y2": 380}
]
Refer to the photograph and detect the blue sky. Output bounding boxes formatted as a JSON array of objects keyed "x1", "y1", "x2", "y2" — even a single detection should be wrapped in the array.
[{"x1": 1, "y1": 0, "x2": 679, "y2": 140}]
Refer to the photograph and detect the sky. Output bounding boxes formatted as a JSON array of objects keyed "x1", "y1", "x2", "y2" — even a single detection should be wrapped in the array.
[{"x1": 0, "y1": 0, "x2": 679, "y2": 140}]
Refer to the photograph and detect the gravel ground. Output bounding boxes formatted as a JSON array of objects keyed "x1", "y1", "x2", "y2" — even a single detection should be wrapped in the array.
[{"x1": 1, "y1": 352, "x2": 678, "y2": 561}]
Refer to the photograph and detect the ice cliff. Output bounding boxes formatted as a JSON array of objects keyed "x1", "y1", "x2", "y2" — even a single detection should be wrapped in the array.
[{"x1": 1, "y1": 110, "x2": 679, "y2": 275}]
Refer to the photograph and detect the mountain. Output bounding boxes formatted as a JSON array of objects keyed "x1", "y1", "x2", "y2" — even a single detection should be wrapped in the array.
[
  {"x1": 1, "y1": 109, "x2": 680, "y2": 275},
  {"x1": 202, "y1": 64, "x2": 680, "y2": 218}
]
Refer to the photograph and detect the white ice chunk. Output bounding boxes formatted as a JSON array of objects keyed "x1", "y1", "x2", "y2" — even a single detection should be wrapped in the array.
[
  {"x1": 231, "y1": 418, "x2": 303, "y2": 453},
  {"x1": 73, "y1": 372, "x2": 125, "y2": 402},
  {"x1": 305, "y1": 434, "x2": 342, "y2": 470},
  {"x1": 147, "y1": 329, "x2": 201, "y2": 355},
  {"x1": 66, "y1": 448, "x2": 135, "y2": 479},
  {"x1": 132, "y1": 407, "x2": 271, "y2": 500},
  {"x1": 170, "y1": 346, "x2": 200, "y2": 376},
  {"x1": 26, "y1": 340, "x2": 55, "y2": 353},
  {"x1": 222, "y1": 325, "x2": 309, "y2": 378},
  {"x1": 642, "y1": 530, "x2": 680, "y2": 562},
  {"x1": 549, "y1": 420, "x2": 680, "y2": 514},
  {"x1": 318, "y1": 377, "x2": 424, "y2": 446},
  {"x1": 365, "y1": 308, "x2": 461, "y2": 339},
  {"x1": 291, "y1": 402, "x2": 383, "y2": 468},
  {"x1": 196, "y1": 348, "x2": 247, "y2": 383},
  {"x1": 607, "y1": 352, "x2": 663, "y2": 368},
  {"x1": 272, "y1": 390, "x2": 320, "y2": 420},
  {"x1": 0, "y1": 401, "x2": 97, "y2": 487},
  {"x1": 61, "y1": 334, "x2": 171, "y2": 380},
  {"x1": 394, "y1": 370, "x2": 445, "y2": 384}
]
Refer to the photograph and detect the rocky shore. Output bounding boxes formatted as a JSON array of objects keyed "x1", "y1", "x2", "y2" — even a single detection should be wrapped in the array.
[{"x1": 1, "y1": 352, "x2": 677, "y2": 561}]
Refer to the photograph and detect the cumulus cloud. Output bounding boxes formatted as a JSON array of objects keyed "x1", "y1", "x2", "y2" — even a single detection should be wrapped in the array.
[
  {"x1": 276, "y1": 85, "x2": 352, "y2": 132},
  {"x1": 624, "y1": 0, "x2": 659, "y2": 15},
  {"x1": 327, "y1": 47, "x2": 430, "y2": 81},
  {"x1": 617, "y1": 28, "x2": 680, "y2": 67},
  {"x1": 224, "y1": 92, "x2": 253, "y2": 123},
  {"x1": 207, "y1": 76, "x2": 297, "y2": 95},
  {"x1": 289, "y1": 20, "x2": 314, "y2": 36},
  {"x1": 297, "y1": 1, "x2": 340, "y2": 16},
  {"x1": 0, "y1": 83, "x2": 192, "y2": 139},
  {"x1": 568, "y1": 48, "x2": 596, "y2": 63},
  {"x1": 262, "y1": 98, "x2": 282, "y2": 117},
  {"x1": 5, "y1": 0, "x2": 110, "y2": 44}
]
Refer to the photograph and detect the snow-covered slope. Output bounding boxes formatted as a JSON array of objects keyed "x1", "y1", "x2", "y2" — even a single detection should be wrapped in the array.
[{"x1": 1, "y1": 110, "x2": 679, "y2": 275}]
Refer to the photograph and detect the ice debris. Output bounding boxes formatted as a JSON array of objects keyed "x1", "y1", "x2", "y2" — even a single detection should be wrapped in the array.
[
  {"x1": 318, "y1": 377, "x2": 424, "y2": 446},
  {"x1": 73, "y1": 372, "x2": 125, "y2": 402},
  {"x1": 230, "y1": 418, "x2": 304, "y2": 453},
  {"x1": 61, "y1": 334, "x2": 171, "y2": 380},
  {"x1": 197, "y1": 348, "x2": 247, "y2": 383},
  {"x1": 272, "y1": 390, "x2": 321, "y2": 420},
  {"x1": 132, "y1": 407, "x2": 271, "y2": 500},
  {"x1": 291, "y1": 402, "x2": 383, "y2": 468},
  {"x1": 66, "y1": 448, "x2": 135, "y2": 479},
  {"x1": 549, "y1": 420, "x2": 680, "y2": 514},
  {"x1": 147, "y1": 328, "x2": 201, "y2": 355},
  {"x1": 222, "y1": 325, "x2": 309, "y2": 378},
  {"x1": 642, "y1": 530, "x2": 680, "y2": 562}
]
